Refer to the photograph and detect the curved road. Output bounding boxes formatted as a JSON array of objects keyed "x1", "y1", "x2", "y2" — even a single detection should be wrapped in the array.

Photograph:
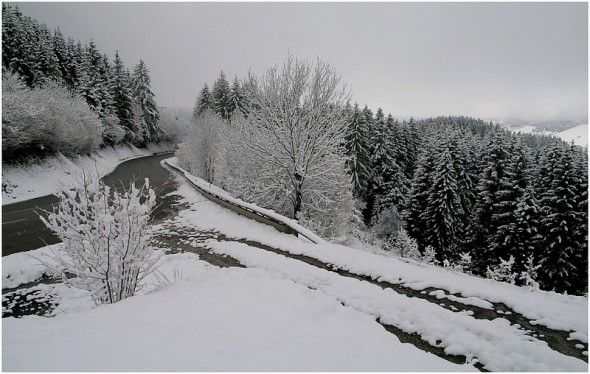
[{"x1": 2, "y1": 153, "x2": 177, "y2": 256}]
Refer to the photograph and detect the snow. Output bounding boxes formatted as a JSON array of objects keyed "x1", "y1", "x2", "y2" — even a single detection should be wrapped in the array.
[
  {"x1": 3, "y1": 156, "x2": 587, "y2": 371},
  {"x1": 207, "y1": 240, "x2": 585, "y2": 372},
  {"x1": 3, "y1": 250, "x2": 472, "y2": 371},
  {"x1": 166, "y1": 170, "x2": 588, "y2": 342},
  {"x1": 510, "y1": 124, "x2": 588, "y2": 147},
  {"x1": 2, "y1": 142, "x2": 174, "y2": 204}
]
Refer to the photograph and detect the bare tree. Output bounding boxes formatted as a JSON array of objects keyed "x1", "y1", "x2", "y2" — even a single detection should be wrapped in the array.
[
  {"x1": 177, "y1": 109, "x2": 223, "y2": 184},
  {"x1": 218, "y1": 55, "x2": 354, "y2": 237}
]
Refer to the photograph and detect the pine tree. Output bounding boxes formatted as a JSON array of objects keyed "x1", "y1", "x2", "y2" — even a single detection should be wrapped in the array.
[
  {"x1": 66, "y1": 38, "x2": 84, "y2": 89},
  {"x1": 212, "y1": 70, "x2": 231, "y2": 119},
  {"x1": 193, "y1": 84, "x2": 212, "y2": 119},
  {"x1": 131, "y1": 59, "x2": 161, "y2": 143},
  {"x1": 78, "y1": 41, "x2": 113, "y2": 117},
  {"x1": 110, "y1": 51, "x2": 135, "y2": 138},
  {"x1": 488, "y1": 137, "x2": 540, "y2": 277},
  {"x1": 227, "y1": 75, "x2": 244, "y2": 116},
  {"x1": 421, "y1": 136, "x2": 466, "y2": 261},
  {"x1": 404, "y1": 142, "x2": 437, "y2": 250},
  {"x1": 344, "y1": 103, "x2": 372, "y2": 200},
  {"x1": 537, "y1": 143, "x2": 588, "y2": 294},
  {"x1": 33, "y1": 23, "x2": 60, "y2": 84},
  {"x1": 466, "y1": 132, "x2": 512, "y2": 274},
  {"x1": 52, "y1": 28, "x2": 70, "y2": 84},
  {"x1": 370, "y1": 115, "x2": 408, "y2": 224}
]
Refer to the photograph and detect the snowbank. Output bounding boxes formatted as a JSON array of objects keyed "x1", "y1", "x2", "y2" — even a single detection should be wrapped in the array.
[
  {"x1": 2, "y1": 142, "x2": 174, "y2": 204},
  {"x1": 164, "y1": 157, "x2": 324, "y2": 244}
]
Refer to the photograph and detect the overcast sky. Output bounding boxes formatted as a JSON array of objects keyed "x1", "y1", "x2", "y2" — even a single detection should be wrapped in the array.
[{"x1": 15, "y1": 2, "x2": 588, "y2": 121}]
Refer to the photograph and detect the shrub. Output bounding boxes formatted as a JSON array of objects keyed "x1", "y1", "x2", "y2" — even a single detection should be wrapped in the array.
[{"x1": 40, "y1": 175, "x2": 160, "y2": 305}]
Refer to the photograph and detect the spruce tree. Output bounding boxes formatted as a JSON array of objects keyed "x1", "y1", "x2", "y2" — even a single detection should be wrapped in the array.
[
  {"x1": 466, "y1": 132, "x2": 512, "y2": 274},
  {"x1": 227, "y1": 75, "x2": 244, "y2": 116},
  {"x1": 404, "y1": 142, "x2": 436, "y2": 250},
  {"x1": 537, "y1": 143, "x2": 588, "y2": 294},
  {"x1": 193, "y1": 84, "x2": 212, "y2": 119},
  {"x1": 370, "y1": 109, "x2": 408, "y2": 223},
  {"x1": 110, "y1": 51, "x2": 135, "y2": 138},
  {"x1": 212, "y1": 70, "x2": 231, "y2": 119},
  {"x1": 131, "y1": 59, "x2": 161, "y2": 142},
  {"x1": 344, "y1": 103, "x2": 373, "y2": 200},
  {"x1": 421, "y1": 134, "x2": 466, "y2": 261},
  {"x1": 78, "y1": 40, "x2": 113, "y2": 117}
]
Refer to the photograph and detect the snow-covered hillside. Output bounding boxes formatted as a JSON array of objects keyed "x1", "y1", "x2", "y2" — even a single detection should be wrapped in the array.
[
  {"x1": 2, "y1": 142, "x2": 174, "y2": 204},
  {"x1": 3, "y1": 161, "x2": 587, "y2": 371},
  {"x1": 510, "y1": 123, "x2": 588, "y2": 147}
]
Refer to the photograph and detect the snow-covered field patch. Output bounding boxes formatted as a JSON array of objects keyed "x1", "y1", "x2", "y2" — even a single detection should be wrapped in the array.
[
  {"x1": 3, "y1": 249, "x2": 471, "y2": 371},
  {"x1": 510, "y1": 124, "x2": 588, "y2": 147},
  {"x1": 2, "y1": 142, "x2": 174, "y2": 204}
]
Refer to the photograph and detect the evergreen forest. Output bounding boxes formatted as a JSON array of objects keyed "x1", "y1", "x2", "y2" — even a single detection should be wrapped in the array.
[{"x1": 2, "y1": 4, "x2": 165, "y2": 162}]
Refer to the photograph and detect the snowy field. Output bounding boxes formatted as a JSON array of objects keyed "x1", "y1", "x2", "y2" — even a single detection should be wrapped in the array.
[
  {"x1": 510, "y1": 123, "x2": 588, "y2": 147},
  {"x1": 2, "y1": 158, "x2": 587, "y2": 371},
  {"x1": 2, "y1": 142, "x2": 174, "y2": 204}
]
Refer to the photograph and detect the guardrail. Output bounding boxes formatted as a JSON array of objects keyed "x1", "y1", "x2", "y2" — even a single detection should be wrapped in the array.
[{"x1": 162, "y1": 159, "x2": 322, "y2": 244}]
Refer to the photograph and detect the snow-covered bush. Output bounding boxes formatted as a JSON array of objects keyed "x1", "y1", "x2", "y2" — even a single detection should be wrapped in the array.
[
  {"x1": 393, "y1": 229, "x2": 421, "y2": 260},
  {"x1": 370, "y1": 206, "x2": 404, "y2": 241},
  {"x1": 486, "y1": 256, "x2": 517, "y2": 284},
  {"x1": 158, "y1": 108, "x2": 189, "y2": 143},
  {"x1": 422, "y1": 246, "x2": 440, "y2": 266},
  {"x1": 101, "y1": 115, "x2": 127, "y2": 145},
  {"x1": 2, "y1": 73, "x2": 103, "y2": 160},
  {"x1": 177, "y1": 110, "x2": 224, "y2": 183},
  {"x1": 457, "y1": 252, "x2": 473, "y2": 274},
  {"x1": 40, "y1": 175, "x2": 160, "y2": 305},
  {"x1": 519, "y1": 255, "x2": 541, "y2": 291}
]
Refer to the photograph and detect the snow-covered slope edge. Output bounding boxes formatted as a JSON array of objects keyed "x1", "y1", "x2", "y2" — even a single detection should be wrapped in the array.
[
  {"x1": 2, "y1": 142, "x2": 174, "y2": 204},
  {"x1": 163, "y1": 157, "x2": 324, "y2": 244}
]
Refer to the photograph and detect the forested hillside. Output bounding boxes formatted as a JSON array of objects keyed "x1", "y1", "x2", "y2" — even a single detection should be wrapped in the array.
[
  {"x1": 180, "y1": 59, "x2": 588, "y2": 296},
  {"x1": 2, "y1": 4, "x2": 170, "y2": 162}
]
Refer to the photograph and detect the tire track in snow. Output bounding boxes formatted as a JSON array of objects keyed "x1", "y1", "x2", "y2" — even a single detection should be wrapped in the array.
[
  {"x1": 205, "y1": 238, "x2": 586, "y2": 372},
  {"x1": 152, "y1": 225, "x2": 483, "y2": 370},
  {"x1": 160, "y1": 227, "x2": 586, "y2": 364}
]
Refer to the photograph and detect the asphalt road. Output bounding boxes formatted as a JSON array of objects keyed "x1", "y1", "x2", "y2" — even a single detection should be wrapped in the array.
[{"x1": 2, "y1": 153, "x2": 177, "y2": 256}]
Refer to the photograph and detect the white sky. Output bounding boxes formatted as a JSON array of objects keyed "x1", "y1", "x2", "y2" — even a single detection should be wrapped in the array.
[{"x1": 14, "y1": 2, "x2": 589, "y2": 121}]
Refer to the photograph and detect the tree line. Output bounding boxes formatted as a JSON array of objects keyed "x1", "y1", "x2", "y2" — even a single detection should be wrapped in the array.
[
  {"x1": 182, "y1": 57, "x2": 588, "y2": 296},
  {"x1": 2, "y1": 4, "x2": 164, "y2": 161}
]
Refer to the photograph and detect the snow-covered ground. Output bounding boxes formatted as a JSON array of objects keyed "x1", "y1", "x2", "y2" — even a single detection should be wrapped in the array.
[
  {"x1": 3, "y1": 158, "x2": 587, "y2": 371},
  {"x1": 2, "y1": 142, "x2": 174, "y2": 204},
  {"x1": 3, "y1": 249, "x2": 472, "y2": 371},
  {"x1": 510, "y1": 123, "x2": 588, "y2": 147}
]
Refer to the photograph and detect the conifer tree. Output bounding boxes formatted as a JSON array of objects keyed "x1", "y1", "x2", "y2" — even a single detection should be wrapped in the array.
[
  {"x1": 421, "y1": 135, "x2": 466, "y2": 260},
  {"x1": 227, "y1": 75, "x2": 244, "y2": 115},
  {"x1": 370, "y1": 109, "x2": 408, "y2": 223},
  {"x1": 537, "y1": 143, "x2": 588, "y2": 294},
  {"x1": 345, "y1": 103, "x2": 373, "y2": 200},
  {"x1": 52, "y1": 28, "x2": 70, "y2": 84},
  {"x1": 78, "y1": 41, "x2": 113, "y2": 117},
  {"x1": 131, "y1": 59, "x2": 160, "y2": 142},
  {"x1": 110, "y1": 51, "x2": 135, "y2": 138},
  {"x1": 193, "y1": 84, "x2": 212, "y2": 119},
  {"x1": 405, "y1": 142, "x2": 436, "y2": 250},
  {"x1": 212, "y1": 70, "x2": 231, "y2": 119},
  {"x1": 466, "y1": 132, "x2": 512, "y2": 274}
]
